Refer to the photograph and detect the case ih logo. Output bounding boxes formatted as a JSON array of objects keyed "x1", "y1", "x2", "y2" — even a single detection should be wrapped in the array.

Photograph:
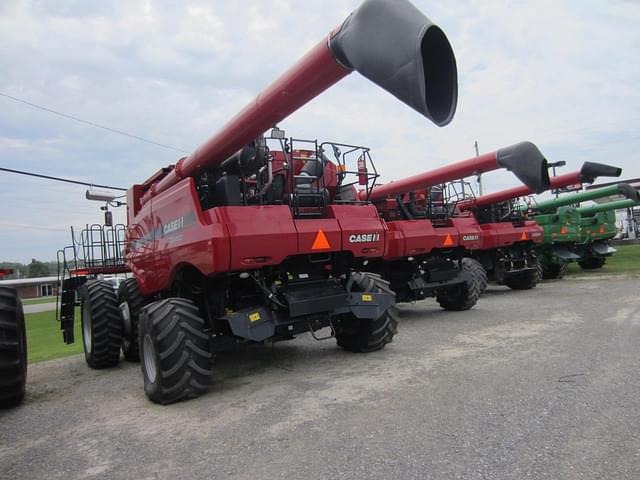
[
  {"x1": 163, "y1": 216, "x2": 185, "y2": 235},
  {"x1": 349, "y1": 233, "x2": 380, "y2": 243},
  {"x1": 462, "y1": 234, "x2": 479, "y2": 241}
]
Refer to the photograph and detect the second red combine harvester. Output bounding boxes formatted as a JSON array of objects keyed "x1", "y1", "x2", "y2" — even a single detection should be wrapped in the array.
[
  {"x1": 61, "y1": 0, "x2": 460, "y2": 404},
  {"x1": 360, "y1": 142, "x2": 550, "y2": 305}
]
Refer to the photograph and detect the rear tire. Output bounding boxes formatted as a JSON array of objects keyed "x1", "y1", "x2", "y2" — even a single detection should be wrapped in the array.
[
  {"x1": 118, "y1": 278, "x2": 148, "y2": 362},
  {"x1": 335, "y1": 273, "x2": 398, "y2": 353},
  {"x1": 139, "y1": 298, "x2": 212, "y2": 404},
  {"x1": 578, "y1": 256, "x2": 606, "y2": 270},
  {"x1": 541, "y1": 262, "x2": 567, "y2": 279},
  {"x1": 0, "y1": 287, "x2": 27, "y2": 408},
  {"x1": 503, "y1": 259, "x2": 540, "y2": 290},
  {"x1": 80, "y1": 280, "x2": 122, "y2": 369},
  {"x1": 436, "y1": 258, "x2": 486, "y2": 311}
]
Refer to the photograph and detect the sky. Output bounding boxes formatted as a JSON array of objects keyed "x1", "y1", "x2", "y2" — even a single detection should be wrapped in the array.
[{"x1": 0, "y1": 0, "x2": 639, "y2": 262}]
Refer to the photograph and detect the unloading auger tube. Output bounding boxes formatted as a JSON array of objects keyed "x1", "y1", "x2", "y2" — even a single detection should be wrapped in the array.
[
  {"x1": 139, "y1": 0, "x2": 458, "y2": 205},
  {"x1": 576, "y1": 197, "x2": 640, "y2": 216},
  {"x1": 458, "y1": 161, "x2": 623, "y2": 210},
  {"x1": 363, "y1": 141, "x2": 550, "y2": 202},
  {"x1": 528, "y1": 182, "x2": 638, "y2": 213}
]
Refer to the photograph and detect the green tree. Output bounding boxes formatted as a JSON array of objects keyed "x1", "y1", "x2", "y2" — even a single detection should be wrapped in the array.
[{"x1": 27, "y1": 259, "x2": 50, "y2": 278}]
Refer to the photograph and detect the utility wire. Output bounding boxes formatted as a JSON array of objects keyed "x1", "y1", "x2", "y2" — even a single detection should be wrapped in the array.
[
  {"x1": 0, "y1": 167, "x2": 127, "y2": 191},
  {"x1": 0, "y1": 91, "x2": 189, "y2": 154}
]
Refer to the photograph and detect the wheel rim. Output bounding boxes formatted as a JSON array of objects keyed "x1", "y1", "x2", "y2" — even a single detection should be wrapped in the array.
[
  {"x1": 143, "y1": 334, "x2": 157, "y2": 383},
  {"x1": 82, "y1": 302, "x2": 92, "y2": 354}
]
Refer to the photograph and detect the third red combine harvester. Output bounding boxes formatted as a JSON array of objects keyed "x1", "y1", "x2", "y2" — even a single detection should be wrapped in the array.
[
  {"x1": 61, "y1": 0, "x2": 460, "y2": 404},
  {"x1": 359, "y1": 142, "x2": 549, "y2": 307},
  {"x1": 456, "y1": 162, "x2": 623, "y2": 287}
]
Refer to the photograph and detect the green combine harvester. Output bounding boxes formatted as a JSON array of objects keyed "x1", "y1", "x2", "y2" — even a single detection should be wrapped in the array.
[
  {"x1": 523, "y1": 183, "x2": 640, "y2": 278},
  {"x1": 574, "y1": 197, "x2": 640, "y2": 269}
]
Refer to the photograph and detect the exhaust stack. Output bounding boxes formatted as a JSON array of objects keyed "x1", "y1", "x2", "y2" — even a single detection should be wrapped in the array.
[{"x1": 140, "y1": 0, "x2": 458, "y2": 204}]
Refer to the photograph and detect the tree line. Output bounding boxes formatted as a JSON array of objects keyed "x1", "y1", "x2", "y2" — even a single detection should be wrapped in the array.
[{"x1": 0, "y1": 259, "x2": 58, "y2": 279}]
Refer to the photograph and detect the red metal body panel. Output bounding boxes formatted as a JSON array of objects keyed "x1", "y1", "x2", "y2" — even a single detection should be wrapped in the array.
[
  {"x1": 383, "y1": 220, "x2": 460, "y2": 260},
  {"x1": 127, "y1": 178, "x2": 389, "y2": 296},
  {"x1": 450, "y1": 217, "x2": 483, "y2": 250},
  {"x1": 478, "y1": 222, "x2": 543, "y2": 249},
  {"x1": 329, "y1": 205, "x2": 387, "y2": 258}
]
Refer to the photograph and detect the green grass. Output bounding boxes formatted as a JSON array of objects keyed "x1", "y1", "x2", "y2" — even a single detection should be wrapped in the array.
[
  {"x1": 566, "y1": 244, "x2": 640, "y2": 276},
  {"x1": 22, "y1": 296, "x2": 57, "y2": 305},
  {"x1": 25, "y1": 307, "x2": 83, "y2": 363}
]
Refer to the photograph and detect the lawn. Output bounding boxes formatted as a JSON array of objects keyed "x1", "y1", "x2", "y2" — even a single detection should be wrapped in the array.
[
  {"x1": 22, "y1": 296, "x2": 57, "y2": 305},
  {"x1": 25, "y1": 307, "x2": 83, "y2": 363},
  {"x1": 566, "y1": 244, "x2": 640, "y2": 276}
]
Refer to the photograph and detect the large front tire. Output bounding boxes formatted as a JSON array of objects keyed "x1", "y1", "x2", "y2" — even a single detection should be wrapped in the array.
[
  {"x1": 118, "y1": 278, "x2": 148, "y2": 362},
  {"x1": 80, "y1": 280, "x2": 122, "y2": 369},
  {"x1": 139, "y1": 299, "x2": 212, "y2": 404},
  {"x1": 578, "y1": 256, "x2": 606, "y2": 270},
  {"x1": 436, "y1": 258, "x2": 486, "y2": 311},
  {"x1": 335, "y1": 273, "x2": 398, "y2": 353},
  {"x1": 0, "y1": 287, "x2": 27, "y2": 408}
]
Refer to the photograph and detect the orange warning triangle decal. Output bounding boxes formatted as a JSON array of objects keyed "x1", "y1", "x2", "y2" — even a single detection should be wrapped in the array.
[
  {"x1": 443, "y1": 234, "x2": 454, "y2": 247},
  {"x1": 560, "y1": 226, "x2": 567, "y2": 235},
  {"x1": 520, "y1": 231, "x2": 528, "y2": 241},
  {"x1": 599, "y1": 226, "x2": 605, "y2": 234},
  {"x1": 311, "y1": 229, "x2": 331, "y2": 250}
]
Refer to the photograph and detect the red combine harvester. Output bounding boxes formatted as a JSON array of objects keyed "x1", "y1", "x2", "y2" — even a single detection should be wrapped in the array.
[
  {"x1": 361, "y1": 142, "x2": 549, "y2": 306},
  {"x1": 58, "y1": 0, "x2": 459, "y2": 404},
  {"x1": 456, "y1": 162, "x2": 623, "y2": 287},
  {"x1": 0, "y1": 268, "x2": 28, "y2": 408}
]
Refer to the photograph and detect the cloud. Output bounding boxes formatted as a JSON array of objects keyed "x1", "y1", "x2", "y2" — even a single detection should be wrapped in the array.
[{"x1": 0, "y1": 0, "x2": 639, "y2": 262}]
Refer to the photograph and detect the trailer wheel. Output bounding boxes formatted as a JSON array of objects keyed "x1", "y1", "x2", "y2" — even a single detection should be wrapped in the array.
[
  {"x1": 436, "y1": 258, "x2": 486, "y2": 311},
  {"x1": 503, "y1": 259, "x2": 541, "y2": 290},
  {"x1": 118, "y1": 278, "x2": 148, "y2": 362},
  {"x1": 139, "y1": 298, "x2": 212, "y2": 404},
  {"x1": 335, "y1": 273, "x2": 398, "y2": 353},
  {"x1": 578, "y1": 256, "x2": 606, "y2": 270},
  {"x1": 80, "y1": 280, "x2": 122, "y2": 369},
  {"x1": 0, "y1": 287, "x2": 27, "y2": 408},
  {"x1": 541, "y1": 262, "x2": 567, "y2": 279}
]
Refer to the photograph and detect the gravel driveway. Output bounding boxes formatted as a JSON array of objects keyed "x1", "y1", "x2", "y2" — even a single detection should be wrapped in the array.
[{"x1": 1, "y1": 277, "x2": 638, "y2": 479}]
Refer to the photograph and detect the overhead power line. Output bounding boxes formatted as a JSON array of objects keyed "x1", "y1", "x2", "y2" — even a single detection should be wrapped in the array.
[
  {"x1": 0, "y1": 167, "x2": 127, "y2": 191},
  {"x1": 0, "y1": 91, "x2": 189, "y2": 154}
]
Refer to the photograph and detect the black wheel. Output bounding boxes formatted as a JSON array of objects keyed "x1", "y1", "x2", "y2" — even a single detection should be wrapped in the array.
[
  {"x1": 0, "y1": 287, "x2": 27, "y2": 408},
  {"x1": 118, "y1": 278, "x2": 148, "y2": 362},
  {"x1": 335, "y1": 273, "x2": 398, "y2": 353},
  {"x1": 503, "y1": 259, "x2": 541, "y2": 290},
  {"x1": 436, "y1": 258, "x2": 486, "y2": 311},
  {"x1": 541, "y1": 262, "x2": 567, "y2": 279},
  {"x1": 578, "y1": 256, "x2": 606, "y2": 270},
  {"x1": 139, "y1": 298, "x2": 212, "y2": 404},
  {"x1": 79, "y1": 280, "x2": 122, "y2": 369}
]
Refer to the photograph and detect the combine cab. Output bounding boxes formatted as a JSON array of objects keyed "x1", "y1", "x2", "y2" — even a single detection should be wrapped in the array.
[
  {"x1": 0, "y1": 269, "x2": 27, "y2": 408},
  {"x1": 57, "y1": 0, "x2": 459, "y2": 404}
]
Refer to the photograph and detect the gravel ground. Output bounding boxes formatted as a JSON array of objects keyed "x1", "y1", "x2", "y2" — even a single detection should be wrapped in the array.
[{"x1": 1, "y1": 277, "x2": 639, "y2": 480}]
